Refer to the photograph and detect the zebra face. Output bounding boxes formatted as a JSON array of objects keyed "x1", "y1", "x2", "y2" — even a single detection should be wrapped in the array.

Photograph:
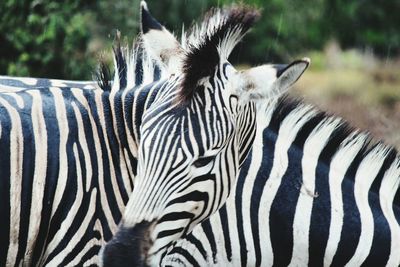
[
  {"x1": 103, "y1": 62, "x2": 256, "y2": 266},
  {"x1": 101, "y1": 4, "x2": 309, "y2": 266}
]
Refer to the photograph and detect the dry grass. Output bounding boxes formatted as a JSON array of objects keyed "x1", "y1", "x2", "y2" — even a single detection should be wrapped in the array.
[{"x1": 292, "y1": 66, "x2": 400, "y2": 148}]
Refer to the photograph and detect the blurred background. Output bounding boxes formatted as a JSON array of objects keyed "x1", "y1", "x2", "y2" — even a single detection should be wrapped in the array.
[{"x1": 0, "y1": 0, "x2": 399, "y2": 146}]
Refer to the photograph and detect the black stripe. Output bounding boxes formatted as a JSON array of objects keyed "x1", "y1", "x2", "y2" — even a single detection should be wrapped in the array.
[
  {"x1": 60, "y1": 218, "x2": 101, "y2": 266},
  {"x1": 167, "y1": 247, "x2": 200, "y2": 267},
  {"x1": 235, "y1": 146, "x2": 250, "y2": 266},
  {"x1": 308, "y1": 145, "x2": 332, "y2": 266},
  {"x1": 16, "y1": 91, "x2": 36, "y2": 264},
  {"x1": 0, "y1": 105, "x2": 11, "y2": 267},
  {"x1": 100, "y1": 91, "x2": 124, "y2": 222},
  {"x1": 330, "y1": 148, "x2": 365, "y2": 266},
  {"x1": 31, "y1": 88, "x2": 61, "y2": 265},
  {"x1": 201, "y1": 220, "x2": 217, "y2": 264},
  {"x1": 219, "y1": 202, "x2": 232, "y2": 261},
  {"x1": 186, "y1": 233, "x2": 208, "y2": 261},
  {"x1": 158, "y1": 212, "x2": 194, "y2": 224},
  {"x1": 249, "y1": 125, "x2": 276, "y2": 267},
  {"x1": 270, "y1": 107, "x2": 319, "y2": 266},
  {"x1": 363, "y1": 150, "x2": 396, "y2": 265},
  {"x1": 157, "y1": 228, "x2": 184, "y2": 239}
]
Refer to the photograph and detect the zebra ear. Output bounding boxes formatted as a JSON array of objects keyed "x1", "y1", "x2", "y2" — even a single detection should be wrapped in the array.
[
  {"x1": 140, "y1": 1, "x2": 183, "y2": 73},
  {"x1": 242, "y1": 58, "x2": 310, "y2": 100},
  {"x1": 273, "y1": 58, "x2": 310, "y2": 93}
]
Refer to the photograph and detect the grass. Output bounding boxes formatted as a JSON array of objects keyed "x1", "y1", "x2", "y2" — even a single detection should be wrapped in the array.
[{"x1": 293, "y1": 65, "x2": 400, "y2": 148}]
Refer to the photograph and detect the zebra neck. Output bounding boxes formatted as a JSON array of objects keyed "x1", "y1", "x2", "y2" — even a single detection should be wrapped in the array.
[{"x1": 106, "y1": 81, "x2": 166, "y2": 175}]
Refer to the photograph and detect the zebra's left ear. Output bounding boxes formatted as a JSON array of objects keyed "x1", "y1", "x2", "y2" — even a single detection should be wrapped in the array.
[
  {"x1": 140, "y1": 1, "x2": 183, "y2": 73},
  {"x1": 241, "y1": 58, "x2": 310, "y2": 100},
  {"x1": 273, "y1": 58, "x2": 310, "y2": 93}
]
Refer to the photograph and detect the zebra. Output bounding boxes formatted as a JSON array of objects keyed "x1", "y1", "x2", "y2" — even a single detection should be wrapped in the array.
[
  {"x1": 101, "y1": 4, "x2": 310, "y2": 266},
  {"x1": 0, "y1": 25, "x2": 173, "y2": 266},
  {"x1": 139, "y1": 5, "x2": 400, "y2": 267},
  {"x1": 0, "y1": 4, "x2": 306, "y2": 266}
]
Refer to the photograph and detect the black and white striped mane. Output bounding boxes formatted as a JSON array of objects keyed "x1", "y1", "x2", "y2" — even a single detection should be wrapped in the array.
[
  {"x1": 95, "y1": 34, "x2": 167, "y2": 92},
  {"x1": 271, "y1": 96, "x2": 400, "y2": 200}
]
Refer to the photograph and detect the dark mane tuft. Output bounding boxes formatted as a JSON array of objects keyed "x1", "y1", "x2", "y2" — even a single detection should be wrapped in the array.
[
  {"x1": 112, "y1": 32, "x2": 128, "y2": 90},
  {"x1": 94, "y1": 55, "x2": 113, "y2": 91},
  {"x1": 179, "y1": 5, "x2": 260, "y2": 104}
]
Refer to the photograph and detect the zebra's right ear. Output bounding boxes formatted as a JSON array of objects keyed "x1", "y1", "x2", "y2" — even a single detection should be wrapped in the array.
[{"x1": 140, "y1": 1, "x2": 183, "y2": 73}]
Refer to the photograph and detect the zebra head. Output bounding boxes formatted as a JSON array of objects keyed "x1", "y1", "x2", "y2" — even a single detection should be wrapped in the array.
[{"x1": 101, "y1": 4, "x2": 309, "y2": 266}]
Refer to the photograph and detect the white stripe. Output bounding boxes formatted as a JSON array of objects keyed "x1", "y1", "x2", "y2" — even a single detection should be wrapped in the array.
[
  {"x1": 379, "y1": 156, "x2": 400, "y2": 266},
  {"x1": 1, "y1": 97, "x2": 24, "y2": 267},
  {"x1": 345, "y1": 145, "x2": 389, "y2": 266},
  {"x1": 209, "y1": 208, "x2": 230, "y2": 264},
  {"x1": 2, "y1": 92, "x2": 25, "y2": 109},
  {"x1": 289, "y1": 118, "x2": 340, "y2": 267},
  {"x1": 324, "y1": 133, "x2": 367, "y2": 266},
  {"x1": 17, "y1": 77, "x2": 37, "y2": 86},
  {"x1": 258, "y1": 105, "x2": 315, "y2": 266},
  {"x1": 121, "y1": 83, "x2": 139, "y2": 159},
  {"x1": 66, "y1": 192, "x2": 101, "y2": 266},
  {"x1": 50, "y1": 88, "x2": 70, "y2": 215},
  {"x1": 240, "y1": 110, "x2": 267, "y2": 266},
  {"x1": 42, "y1": 142, "x2": 85, "y2": 263},
  {"x1": 0, "y1": 84, "x2": 24, "y2": 92},
  {"x1": 94, "y1": 92, "x2": 120, "y2": 233},
  {"x1": 70, "y1": 97, "x2": 92, "y2": 191},
  {"x1": 50, "y1": 80, "x2": 68, "y2": 87},
  {"x1": 221, "y1": 180, "x2": 241, "y2": 265},
  {"x1": 82, "y1": 219, "x2": 104, "y2": 266},
  {"x1": 24, "y1": 90, "x2": 48, "y2": 264},
  {"x1": 47, "y1": 187, "x2": 98, "y2": 266}
]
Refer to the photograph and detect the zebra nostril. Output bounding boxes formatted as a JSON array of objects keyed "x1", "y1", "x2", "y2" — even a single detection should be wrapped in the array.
[{"x1": 102, "y1": 222, "x2": 155, "y2": 267}]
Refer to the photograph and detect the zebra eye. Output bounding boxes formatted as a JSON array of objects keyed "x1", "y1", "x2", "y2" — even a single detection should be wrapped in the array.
[{"x1": 193, "y1": 155, "x2": 215, "y2": 168}]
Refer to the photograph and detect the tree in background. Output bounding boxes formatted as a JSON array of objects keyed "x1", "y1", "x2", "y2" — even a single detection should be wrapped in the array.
[
  {"x1": 325, "y1": 0, "x2": 400, "y2": 57},
  {"x1": 0, "y1": 0, "x2": 398, "y2": 80},
  {"x1": 0, "y1": 0, "x2": 96, "y2": 79}
]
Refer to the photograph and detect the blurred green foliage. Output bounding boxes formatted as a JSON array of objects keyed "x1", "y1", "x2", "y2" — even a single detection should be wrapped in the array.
[
  {"x1": 0, "y1": 0, "x2": 399, "y2": 79},
  {"x1": 0, "y1": 0, "x2": 95, "y2": 79}
]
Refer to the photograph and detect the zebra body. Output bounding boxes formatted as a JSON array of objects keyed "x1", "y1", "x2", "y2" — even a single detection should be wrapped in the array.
[
  {"x1": 162, "y1": 98, "x2": 400, "y2": 266},
  {"x1": 1, "y1": 86, "x2": 127, "y2": 266},
  {"x1": 0, "y1": 41, "x2": 169, "y2": 265}
]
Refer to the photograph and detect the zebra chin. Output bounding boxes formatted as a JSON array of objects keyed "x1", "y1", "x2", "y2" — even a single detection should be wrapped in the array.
[{"x1": 100, "y1": 220, "x2": 156, "y2": 267}]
